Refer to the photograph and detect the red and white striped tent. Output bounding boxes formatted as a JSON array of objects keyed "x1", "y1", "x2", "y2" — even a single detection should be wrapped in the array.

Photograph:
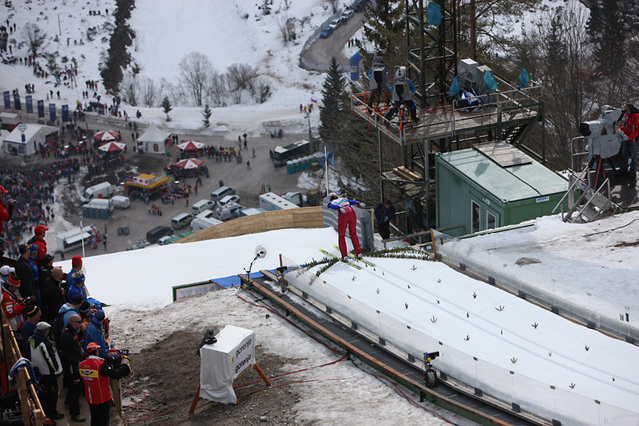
[
  {"x1": 93, "y1": 130, "x2": 120, "y2": 142},
  {"x1": 172, "y1": 158, "x2": 204, "y2": 169},
  {"x1": 98, "y1": 141, "x2": 126, "y2": 152},
  {"x1": 177, "y1": 140, "x2": 205, "y2": 151}
]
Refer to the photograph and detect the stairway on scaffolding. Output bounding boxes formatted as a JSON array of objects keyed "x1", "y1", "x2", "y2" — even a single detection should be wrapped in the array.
[{"x1": 555, "y1": 167, "x2": 621, "y2": 223}]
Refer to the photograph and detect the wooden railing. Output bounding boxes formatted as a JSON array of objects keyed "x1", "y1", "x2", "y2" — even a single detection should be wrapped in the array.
[{"x1": 1, "y1": 310, "x2": 46, "y2": 425}]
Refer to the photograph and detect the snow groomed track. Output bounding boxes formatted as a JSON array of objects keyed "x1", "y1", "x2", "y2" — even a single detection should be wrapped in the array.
[{"x1": 282, "y1": 249, "x2": 639, "y2": 425}]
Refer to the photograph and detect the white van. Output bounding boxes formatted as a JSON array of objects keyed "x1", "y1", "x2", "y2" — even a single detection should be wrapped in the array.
[
  {"x1": 112, "y1": 195, "x2": 131, "y2": 209},
  {"x1": 217, "y1": 194, "x2": 240, "y2": 208},
  {"x1": 171, "y1": 212, "x2": 194, "y2": 229},
  {"x1": 215, "y1": 201, "x2": 243, "y2": 221},
  {"x1": 210, "y1": 186, "x2": 236, "y2": 204},
  {"x1": 192, "y1": 199, "x2": 214, "y2": 214},
  {"x1": 81, "y1": 182, "x2": 114, "y2": 203},
  {"x1": 85, "y1": 198, "x2": 114, "y2": 212}
]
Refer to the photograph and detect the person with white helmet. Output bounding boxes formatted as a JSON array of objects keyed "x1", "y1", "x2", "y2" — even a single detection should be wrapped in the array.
[
  {"x1": 384, "y1": 66, "x2": 419, "y2": 125},
  {"x1": 327, "y1": 193, "x2": 364, "y2": 261}
]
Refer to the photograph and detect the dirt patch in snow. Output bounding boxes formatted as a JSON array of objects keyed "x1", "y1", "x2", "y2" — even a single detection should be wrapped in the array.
[{"x1": 121, "y1": 330, "x2": 308, "y2": 426}]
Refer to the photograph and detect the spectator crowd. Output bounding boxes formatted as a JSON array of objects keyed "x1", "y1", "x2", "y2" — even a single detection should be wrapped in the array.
[{"x1": 0, "y1": 182, "x2": 128, "y2": 424}]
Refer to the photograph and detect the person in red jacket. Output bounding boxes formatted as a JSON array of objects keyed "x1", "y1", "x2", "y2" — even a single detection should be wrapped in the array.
[
  {"x1": 29, "y1": 225, "x2": 48, "y2": 264},
  {"x1": 0, "y1": 185, "x2": 16, "y2": 236},
  {"x1": 79, "y1": 342, "x2": 130, "y2": 426},
  {"x1": 1, "y1": 274, "x2": 27, "y2": 338},
  {"x1": 619, "y1": 103, "x2": 639, "y2": 180}
]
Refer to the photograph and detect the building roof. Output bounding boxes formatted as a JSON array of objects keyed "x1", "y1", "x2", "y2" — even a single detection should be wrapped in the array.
[
  {"x1": 438, "y1": 143, "x2": 568, "y2": 201},
  {"x1": 3, "y1": 123, "x2": 57, "y2": 144},
  {"x1": 137, "y1": 124, "x2": 170, "y2": 143}
]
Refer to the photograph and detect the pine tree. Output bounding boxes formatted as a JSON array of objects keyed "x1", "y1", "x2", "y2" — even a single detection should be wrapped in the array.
[
  {"x1": 202, "y1": 104, "x2": 212, "y2": 128},
  {"x1": 361, "y1": 0, "x2": 405, "y2": 68},
  {"x1": 592, "y1": 2, "x2": 626, "y2": 78},
  {"x1": 162, "y1": 97, "x2": 173, "y2": 122},
  {"x1": 319, "y1": 57, "x2": 347, "y2": 144}
]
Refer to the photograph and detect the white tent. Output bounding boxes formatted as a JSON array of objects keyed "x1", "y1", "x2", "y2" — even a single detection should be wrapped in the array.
[
  {"x1": 2, "y1": 123, "x2": 57, "y2": 157},
  {"x1": 137, "y1": 124, "x2": 170, "y2": 154}
]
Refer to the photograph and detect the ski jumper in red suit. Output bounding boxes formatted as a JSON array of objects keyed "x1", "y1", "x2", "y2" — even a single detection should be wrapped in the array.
[{"x1": 328, "y1": 197, "x2": 362, "y2": 259}]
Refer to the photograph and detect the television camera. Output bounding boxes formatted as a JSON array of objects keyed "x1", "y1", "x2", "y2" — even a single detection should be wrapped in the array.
[{"x1": 579, "y1": 105, "x2": 627, "y2": 160}]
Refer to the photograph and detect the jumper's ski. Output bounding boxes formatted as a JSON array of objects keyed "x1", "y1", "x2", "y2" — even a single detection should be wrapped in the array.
[
  {"x1": 319, "y1": 248, "x2": 361, "y2": 270},
  {"x1": 332, "y1": 245, "x2": 376, "y2": 267}
]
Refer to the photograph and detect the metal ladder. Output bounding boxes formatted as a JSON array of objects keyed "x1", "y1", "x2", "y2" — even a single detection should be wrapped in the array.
[{"x1": 553, "y1": 166, "x2": 621, "y2": 223}]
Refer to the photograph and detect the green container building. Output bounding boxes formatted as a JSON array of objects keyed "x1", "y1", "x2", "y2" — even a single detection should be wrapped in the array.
[{"x1": 435, "y1": 143, "x2": 569, "y2": 236}]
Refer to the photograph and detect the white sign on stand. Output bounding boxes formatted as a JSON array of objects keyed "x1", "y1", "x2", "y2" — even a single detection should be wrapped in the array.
[{"x1": 198, "y1": 325, "x2": 257, "y2": 405}]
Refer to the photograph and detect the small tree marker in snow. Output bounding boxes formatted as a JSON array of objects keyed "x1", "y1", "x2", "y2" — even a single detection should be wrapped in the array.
[
  {"x1": 532, "y1": 322, "x2": 539, "y2": 329},
  {"x1": 511, "y1": 357, "x2": 518, "y2": 364}
]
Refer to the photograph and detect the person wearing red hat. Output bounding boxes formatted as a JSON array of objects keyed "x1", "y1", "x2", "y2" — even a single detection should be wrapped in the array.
[
  {"x1": 0, "y1": 185, "x2": 16, "y2": 236},
  {"x1": 79, "y1": 341, "x2": 130, "y2": 426},
  {"x1": 66, "y1": 255, "x2": 83, "y2": 300},
  {"x1": 1, "y1": 273, "x2": 27, "y2": 338},
  {"x1": 28, "y1": 224, "x2": 49, "y2": 264}
]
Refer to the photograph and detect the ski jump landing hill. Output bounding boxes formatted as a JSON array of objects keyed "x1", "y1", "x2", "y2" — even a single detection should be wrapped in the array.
[{"x1": 284, "y1": 246, "x2": 639, "y2": 426}]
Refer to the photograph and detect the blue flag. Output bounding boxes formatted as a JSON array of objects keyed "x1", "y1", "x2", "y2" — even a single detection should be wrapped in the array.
[
  {"x1": 518, "y1": 68, "x2": 529, "y2": 89},
  {"x1": 427, "y1": 2, "x2": 442, "y2": 26},
  {"x1": 483, "y1": 70, "x2": 497, "y2": 91},
  {"x1": 350, "y1": 51, "x2": 361, "y2": 81},
  {"x1": 448, "y1": 75, "x2": 460, "y2": 99}
]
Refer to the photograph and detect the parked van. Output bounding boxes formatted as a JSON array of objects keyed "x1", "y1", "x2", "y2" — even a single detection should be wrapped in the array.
[
  {"x1": 192, "y1": 199, "x2": 214, "y2": 214},
  {"x1": 215, "y1": 201, "x2": 243, "y2": 221},
  {"x1": 112, "y1": 195, "x2": 131, "y2": 209},
  {"x1": 171, "y1": 212, "x2": 194, "y2": 229},
  {"x1": 85, "y1": 198, "x2": 114, "y2": 212},
  {"x1": 210, "y1": 186, "x2": 235, "y2": 204},
  {"x1": 81, "y1": 181, "x2": 114, "y2": 203},
  {"x1": 146, "y1": 226, "x2": 173, "y2": 244},
  {"x1": 191, "y1": 210, "x2": 223, "y2": 231},
  {"x1": 217, "y1": 194, "x2": 240, "y2": 208}
]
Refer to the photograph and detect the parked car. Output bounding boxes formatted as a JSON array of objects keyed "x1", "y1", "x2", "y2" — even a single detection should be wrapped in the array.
[
  {"x1": 319, "y1": 26, "x2": 334, "y2": 38},
  {"x1": 217, "y1": 194, "x2": 240, "y2": 208},
  {"x1": 146, "y1": 225, "x2": 173, "y2": 244},
  {"x1": 328, "y1": 19, "x2": 342, "y2": 30},
  {"x1": 210, "y1": 186, "x2": 236, "y2": 204},
  {"x1": 171, "y1": 212, "x2": 195, "y2": 229},
  {"x1": 341, "y1": 8, "x2": 354, "y2": 21},
  {"x1": 127, "y1": 239, "x2": 152, "y2": 251}
]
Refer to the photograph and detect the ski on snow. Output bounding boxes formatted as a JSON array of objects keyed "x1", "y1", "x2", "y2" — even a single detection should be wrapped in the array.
[
  {"x1": 332, "y1": 245, "x2": 376, "y2": 267},
  {"x1": 319, "y1": 249, "x2": 361, "y2": 270}
]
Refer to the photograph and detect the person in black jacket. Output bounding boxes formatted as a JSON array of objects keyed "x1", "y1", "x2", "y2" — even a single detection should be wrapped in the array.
[
  {"x1": 15, "y1": 244, "x2": 36, "y2": 301},
  {"x1": 40, "y1": 267, "x2": 66, "y2": 325},
  {"x1": 374, "y1": 200, "x2": 395, "y2": 240},
  {"x1": 57, "y1": 314, "x2": 86, "y2": 422}
]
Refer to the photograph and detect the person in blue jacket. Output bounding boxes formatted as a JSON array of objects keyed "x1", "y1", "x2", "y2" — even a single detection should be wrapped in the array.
[
  {"x1": 327, "y1": 193, "x2": 364, "y2": 261},
  {"x1": 66, "y1": 272, "x2": 88, "y2": 302},
  {"x1": 83, "y1": 310, "x2": 110, "y2": 359}
]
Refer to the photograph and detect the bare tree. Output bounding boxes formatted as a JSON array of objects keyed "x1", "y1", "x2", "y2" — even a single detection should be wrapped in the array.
[
  {"x1": 121, "y1": 73, "x2": 139, "y2": 106},
  {"x1": 22, "y1": 22, "x2": 47, "y2": 58},
  {"x1": 140, "y1": 77, "x2": 159, "y2": 107},
  {"x1": 529, "y1": 1, "x2": 592, "y2": 169},
  {"x1": 225, "y1": 63, "x2": 258, "y2": 104},
  {"x1": 205, "y1": 71, "x2": 227, "y2": 107},
  {"x1": 179, "y1": 51, "x2": 213, "y2": 107},
  {"x1": 276, "y1": 14, "x2": 296, "y2": 43}
]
